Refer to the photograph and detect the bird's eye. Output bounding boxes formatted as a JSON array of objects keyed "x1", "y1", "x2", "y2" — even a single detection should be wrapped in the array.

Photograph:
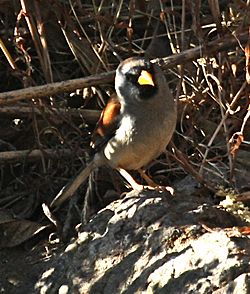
[{"x1": 125, "y1": 73, "x2": 138, "y2": 83}]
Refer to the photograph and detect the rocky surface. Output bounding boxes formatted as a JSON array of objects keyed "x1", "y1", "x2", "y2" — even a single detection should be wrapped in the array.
[{"x1": 35, "y1": 188, "x2": 250, "y2": 294}]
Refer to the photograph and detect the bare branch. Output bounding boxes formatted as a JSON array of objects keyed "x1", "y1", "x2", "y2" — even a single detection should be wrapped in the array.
[
  {"x1": 0, "y1": 71, "x2": 115, "y2": 105},
  {"x1": 0, "y1": 106, "x2": 100, "y2": 124},
  {"x1": 0, "y1": 149, "x2": 78, "y2": 163},
  {"x1": 0, "y1": 30, "x2": 247, "y2": 106}
]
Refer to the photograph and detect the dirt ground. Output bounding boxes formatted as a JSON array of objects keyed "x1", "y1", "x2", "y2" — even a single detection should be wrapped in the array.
[{"x1": 0, "y1": 241, "x2": 54, "y2": 294}]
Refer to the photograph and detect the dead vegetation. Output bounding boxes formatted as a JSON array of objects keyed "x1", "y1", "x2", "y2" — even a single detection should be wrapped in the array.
[{"x1": 0, "y1": 0, "x2": 249, "y2": 248}]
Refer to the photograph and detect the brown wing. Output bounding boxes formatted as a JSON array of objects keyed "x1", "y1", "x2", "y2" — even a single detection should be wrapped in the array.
[{"x1": 91, "y1": 94, "x2": 121, "y2": 151}]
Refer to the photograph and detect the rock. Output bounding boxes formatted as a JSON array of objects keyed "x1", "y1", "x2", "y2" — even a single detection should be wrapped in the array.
[{"x1": 36, "y1": 190, "x2": 250, "y2": 293}]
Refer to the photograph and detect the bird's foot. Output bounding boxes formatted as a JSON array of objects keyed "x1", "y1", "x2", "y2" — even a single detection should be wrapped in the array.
[
  {"x1": 143, "y1": 184, "x2": 174, "y2": 195},
  {"x1": 117, "y1": 168, "x2": 174, "y2": 195}
]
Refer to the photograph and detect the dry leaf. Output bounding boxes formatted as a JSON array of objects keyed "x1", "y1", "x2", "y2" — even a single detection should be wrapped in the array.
[{"x1": 0, "y1": 210, "x2": 48, "y2": 248}]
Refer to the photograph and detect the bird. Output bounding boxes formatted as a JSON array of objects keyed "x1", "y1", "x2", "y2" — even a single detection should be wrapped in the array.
[{"x1": 51, "y1": 57, "x2": 177, "y2": 208}]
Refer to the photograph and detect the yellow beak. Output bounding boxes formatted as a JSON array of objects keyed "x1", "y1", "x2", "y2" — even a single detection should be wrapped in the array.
[{"x1": 137, "y1": 70, "x2": 155, "y2": 86}]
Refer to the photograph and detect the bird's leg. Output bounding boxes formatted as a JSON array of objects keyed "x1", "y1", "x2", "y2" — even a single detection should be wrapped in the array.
[
  {"x1": 117, "y1": 168, "x2": 145, "y2": 191},
  {"x1": 117, "y1": 168, "x2": 174, "y2": 195},
  {"x1": 138, "y1": 169, "x2": 158, "y2": 187},
  {"x1": 138, "y1": 168, "x2": 174, "y2": 195}
]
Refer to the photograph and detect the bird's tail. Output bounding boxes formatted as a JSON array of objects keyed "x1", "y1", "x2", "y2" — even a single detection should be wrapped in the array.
[{"x1": 50, "y1": 159, "x2": 97, "y2": 208}]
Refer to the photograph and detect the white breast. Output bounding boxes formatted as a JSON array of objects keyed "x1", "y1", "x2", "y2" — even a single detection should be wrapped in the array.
[
  {"x1": 103, "y1": 115, "x2": 136, "y2": 167},
  {"x1": 102, "y1": 110, "x2": 175, "y2": 170}
]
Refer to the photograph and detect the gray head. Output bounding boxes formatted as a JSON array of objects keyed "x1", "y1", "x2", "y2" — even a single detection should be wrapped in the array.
[{"x1": 115, "y1": 57, "x2": 166, "y2": 105}]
